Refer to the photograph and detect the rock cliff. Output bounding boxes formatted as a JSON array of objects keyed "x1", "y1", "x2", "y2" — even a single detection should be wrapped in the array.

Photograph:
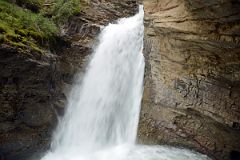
[
  {"x1": 0, "y1": 1, "x2": 138, "y2": 159},
  {"x1": 138, "y1": 0, "x2": 240, "y2": 160}
]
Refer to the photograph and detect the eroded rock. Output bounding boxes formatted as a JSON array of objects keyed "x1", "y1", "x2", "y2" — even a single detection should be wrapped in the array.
[{"x1": 138, "y1": 0, "x2": 240, "y2": 159}]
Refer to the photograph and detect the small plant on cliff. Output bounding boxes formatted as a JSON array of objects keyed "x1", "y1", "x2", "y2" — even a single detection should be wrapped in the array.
[{"x1": 42, "y1": 0, "x2": 82, "y2": 25}]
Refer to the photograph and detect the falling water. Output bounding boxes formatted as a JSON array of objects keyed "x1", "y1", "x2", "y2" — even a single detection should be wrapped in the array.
[{"x1": 41, "y1": 6, "x2": 210, "y2": 160}]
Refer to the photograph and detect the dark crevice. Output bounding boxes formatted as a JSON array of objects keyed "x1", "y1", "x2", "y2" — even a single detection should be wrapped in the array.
[{"x1": 231, "y1": 151, "x2": 240, "y2": 160}]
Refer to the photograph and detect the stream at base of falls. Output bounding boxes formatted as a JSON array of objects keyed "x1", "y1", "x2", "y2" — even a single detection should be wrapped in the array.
[{"x1": 41, "y1": 6, "x2": 211, "y2": 160}]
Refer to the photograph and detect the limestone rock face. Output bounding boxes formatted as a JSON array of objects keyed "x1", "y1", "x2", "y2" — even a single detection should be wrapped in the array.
[
  {"x1": 138, "y1": 0, "x2": 240, "y2": 159},
  {"x1": 0, "y1": 1, "x2": 138, "y2": 160}
]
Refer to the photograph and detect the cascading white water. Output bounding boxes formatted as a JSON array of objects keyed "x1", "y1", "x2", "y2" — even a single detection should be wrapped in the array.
[{"x1": 41, "y1": 6, "x2": 211, "y2": 160}]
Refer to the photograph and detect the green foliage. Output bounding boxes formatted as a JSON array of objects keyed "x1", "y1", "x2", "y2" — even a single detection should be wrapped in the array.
[
  {"x1": 0, "y1": 0, "x2": 59, "y2": 52},
  {"x1": 0, "y1": 0, "x2": 87, "y2": 52},
  {"x1": 45, "y1": 0, "x2": 82, "y2": 25}
]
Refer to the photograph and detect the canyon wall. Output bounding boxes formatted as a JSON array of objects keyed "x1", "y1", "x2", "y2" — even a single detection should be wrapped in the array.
[{"x1": 138, "y1": 0, "x2": 240, "y2": 159}]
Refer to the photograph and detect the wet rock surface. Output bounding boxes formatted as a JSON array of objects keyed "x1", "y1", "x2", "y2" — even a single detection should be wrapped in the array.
[
  {"x1": 0, "y1": 1, "x2": 138, "y2": 159},
  {"x1": 138, "y1": 0, "x2": 240, "y2": 160}
]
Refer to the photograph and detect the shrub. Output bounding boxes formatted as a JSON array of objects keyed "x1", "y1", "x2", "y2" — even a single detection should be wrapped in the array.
[{"x1": 51, "y1": 0, "x2": 82, "y2": 25}]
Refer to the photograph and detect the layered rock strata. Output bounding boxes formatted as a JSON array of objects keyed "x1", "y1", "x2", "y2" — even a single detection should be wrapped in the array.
[{"x1": 138, "y1": 0, "x2": 240, "y2": 159}]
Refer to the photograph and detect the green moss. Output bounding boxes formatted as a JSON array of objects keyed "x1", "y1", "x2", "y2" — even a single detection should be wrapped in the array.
[
  {"x1": 0, "y1": 0, "x2": 59, "y2": 53},
  {"x1": 9, "y1": 41, "x2": 26, "y2": 48},
  {"x1": 30, "y1": 43, "x2": 44, "y2": 53},
  {"x1": 0, "y1": 0, "x2": 88, "y2": 53},
  {"x1": 0, "y1": 22, "x2": 9, "y2": 33},
  {"x1": 15, "y1": 29, "x2": 28, "y2": 36}
]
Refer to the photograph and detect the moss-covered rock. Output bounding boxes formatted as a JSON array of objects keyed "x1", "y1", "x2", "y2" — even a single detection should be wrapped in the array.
[{"x1": 0, "y1": 0, "x2": 58, "y2": 53}]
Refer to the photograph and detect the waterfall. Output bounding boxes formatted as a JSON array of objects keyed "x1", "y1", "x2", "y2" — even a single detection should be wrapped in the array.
[{"x1": 41, "y1": 6, "x2": 210, "y2": 160}]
